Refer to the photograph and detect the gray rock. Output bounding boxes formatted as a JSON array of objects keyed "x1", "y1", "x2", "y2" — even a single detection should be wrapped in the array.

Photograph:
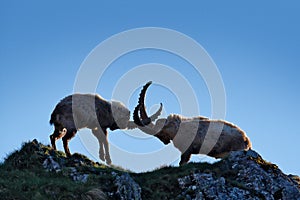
[
  {"x1": 114, "y1": 173, "x2": 142, "y2": 200},
  {"x1": 177, "y1": 150, "x2": 300, "y2": 200},
  {"x1": 81, "y1": 188, "x2": 107, "y2": 200},
  {"x1": 42, "y1": 156, "x2": 61, "y2": 172},
  {"x1": 289, "y1": 174, "x2": 300, "y2": 189},
  {"x1": 69, "y1": 167, "x2": 89, "y2": 183}
]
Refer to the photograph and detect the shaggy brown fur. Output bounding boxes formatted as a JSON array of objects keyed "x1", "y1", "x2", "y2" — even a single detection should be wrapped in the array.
[
  {"x1": 154, "y1": 115, "x2": 251, "y2": 165},
  {"x1": 50, "y1": 86, "x2": 162, "y2": 165},
  {"x1": 49, "y1": 94, "x2": 130, "y2": 165},
  {"x1": 134, "y1": 82, "x2": 252, "y2": 165}
]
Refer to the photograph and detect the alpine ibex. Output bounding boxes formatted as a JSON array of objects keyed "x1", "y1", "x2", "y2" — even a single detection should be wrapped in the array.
[
  {"x1": 50, "y1": 86, "x2": 162, "y2": 164},
  {"x1": 133, "y1": 82, "x2": 252, "y2": 165}
]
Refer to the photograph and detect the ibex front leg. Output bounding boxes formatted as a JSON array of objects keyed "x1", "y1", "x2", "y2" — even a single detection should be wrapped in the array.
[{"x1": 92, "y1": 128, "x2": 112, "y2": 165}]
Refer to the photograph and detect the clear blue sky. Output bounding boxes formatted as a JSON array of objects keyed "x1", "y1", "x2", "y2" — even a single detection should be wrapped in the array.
[{"x1": 1, "y1": 1, "x2": 299, "y2": 174}]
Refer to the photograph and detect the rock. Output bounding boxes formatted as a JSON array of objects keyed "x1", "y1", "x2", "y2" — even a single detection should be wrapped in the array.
[
  {"x1": 177, "y1": 150, "x2": 300, "y2": 200},
  {"x1": 114, "y1": 173, "x2": 142, "y2": 200},
  {"x1": 69, "y1": 167, "x2": 89, "y2": 183},
  {"x1": 3, "y1": 140, "x2": 299, "y2": 199},
  {"x1": 42, "y1": 156, "x2": 61, "y2": 172},
  {"x1": 178, "y1": 172, "x2": 256, "y2": 200},
  {"x1": 81, "y1": 188, "x2": 107, "y2": 200},
  {"x1": 289, "y1": 174, "x2": 300, "y2": 189}
]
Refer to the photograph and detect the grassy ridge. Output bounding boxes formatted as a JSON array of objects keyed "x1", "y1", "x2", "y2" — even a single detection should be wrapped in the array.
[
  {"x1": 0, "y1": 140, "x2": 218, "y2": 199},
  {"x1": 0, "y1": 140, "x2": 299, "y2": 199},
  {"x1": 0, "y1": 140, "x2": 116, "y2": 199}
]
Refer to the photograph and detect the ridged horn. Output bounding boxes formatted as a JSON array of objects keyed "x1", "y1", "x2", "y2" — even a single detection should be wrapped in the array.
[{"x1": 133, "y1": 81, "x2": 163, "y2": 126}]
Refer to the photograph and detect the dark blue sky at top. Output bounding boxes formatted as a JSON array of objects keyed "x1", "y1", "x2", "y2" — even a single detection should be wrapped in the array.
[{"x1": 0, "y1": 1, "x2": 299, "y2": 173}]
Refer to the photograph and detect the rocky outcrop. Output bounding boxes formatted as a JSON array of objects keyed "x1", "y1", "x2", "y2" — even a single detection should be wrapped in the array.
[
  {"x1": 113, "y1": 172, "x2": 142, "y2": 200},
  {"x1": 1, "y1": 140, "x2": 299, "y2": 200},
  {"x1": 177, "y1": 150, "x2": 300, "y2": 199}
]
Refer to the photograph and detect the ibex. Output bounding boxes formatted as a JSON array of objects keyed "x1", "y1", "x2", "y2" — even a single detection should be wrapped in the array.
[
  {"x1": 133, "y1": 82, "x2": 252, "y2": 165},
  {"x1": 50, "y1": 86, "x2": 162, "y2": 164}
]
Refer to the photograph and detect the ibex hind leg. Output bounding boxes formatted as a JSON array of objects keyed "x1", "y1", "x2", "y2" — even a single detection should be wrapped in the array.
[
  {"x1": 50, "y1": 128, "x2": 66, "y2": 150},
  {"x1": 62, "y1": 129, "x2": 77, "y2": 157}
]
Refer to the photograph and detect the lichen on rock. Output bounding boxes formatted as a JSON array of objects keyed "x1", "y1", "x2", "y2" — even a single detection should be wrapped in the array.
[
  {"x1": 176, "y1": 150, "x2": 300, "y2": 200},
  {"x1": 114, "y1": 173, "x2": 142, "y2": 200}
]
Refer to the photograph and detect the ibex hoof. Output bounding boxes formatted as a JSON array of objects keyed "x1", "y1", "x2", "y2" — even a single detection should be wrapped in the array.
[
  {"x1": 99, "y1": 153, "x2": 105, "y2": 162},
  {"x1": 105, "y1": 156, "x2": 112, "y2": 165}
]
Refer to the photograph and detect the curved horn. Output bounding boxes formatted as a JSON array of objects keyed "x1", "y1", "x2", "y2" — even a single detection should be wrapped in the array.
[
  {"x1": 129, "y1": 103, "x2": 163, "y2": 129},
  {"x1": 138, "y1": 81, "x2": 152, "y2": 120},
  {"x1": 133, "y1": 81, "x2": 152, "y2": 126},
  {"x1": 133, "y1": 81, "x2": 163, "y2": 126},
  {"x1": 149, "y1": 103, "x2": 163, "y2": 121},
  {"x1": 133, "y1": 104, "x2": 144, "y2": 126},
  {"x1": 138, "y1": 81, "x2": 152, "y2": 105}
]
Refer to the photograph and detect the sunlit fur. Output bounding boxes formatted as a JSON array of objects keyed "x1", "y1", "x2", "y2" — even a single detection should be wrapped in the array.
[
  {"x1": 49, "y1": 94, "x2": 132, "y2": 165},
  {"x1": 111, "y1": 101, "x2": 131, "y2": 129},
  {"x1": 141, "y1": 114, "x2": 252, "y2": 165},
  {"x1": 134, "y1": 81, "x2": 251, "y2": 165}
]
